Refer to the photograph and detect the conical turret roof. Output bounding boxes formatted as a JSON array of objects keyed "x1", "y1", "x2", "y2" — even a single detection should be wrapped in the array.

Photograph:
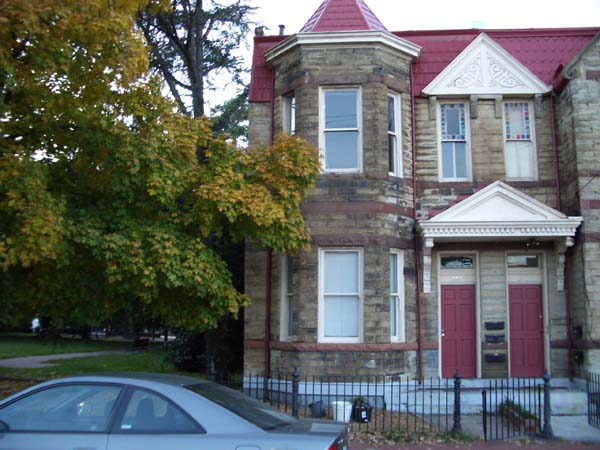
[{"x1": 300, "y1": 0, "x2": 387, "y2": 33}]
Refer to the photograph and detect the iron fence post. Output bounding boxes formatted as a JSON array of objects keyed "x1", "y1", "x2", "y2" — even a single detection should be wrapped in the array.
[
  {"x1": 452, "y1": 370, "x2": 462, "y2": 433},
  {"x1": 542, "y1": 371, "x2": 554, "y2": 439},
  {"x1": 209, "y1": 359, "x2": 216, "y2": 382},
  {"x1": 292, "y1": 367, "x2": 300, "y2": 418},
  {"x1": 482, "y1": 389, "x2": 487, "y2": 440}
]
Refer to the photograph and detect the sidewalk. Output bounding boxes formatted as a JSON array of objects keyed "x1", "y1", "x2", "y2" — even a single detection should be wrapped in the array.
[{"x1": 0, "y1": 351, "x2": 127, "y2": 369}]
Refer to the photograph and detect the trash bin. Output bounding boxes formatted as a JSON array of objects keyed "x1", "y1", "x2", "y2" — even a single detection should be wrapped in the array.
[
  {"x1": 331, "y1": 401, "x2": 352, "y2": 422},
  {"x1": 309, "y1": 400, "x2": 326, "y2": 418},
  {"x1": 352, "y1": 401, "x2": 373, "y2": 423}
]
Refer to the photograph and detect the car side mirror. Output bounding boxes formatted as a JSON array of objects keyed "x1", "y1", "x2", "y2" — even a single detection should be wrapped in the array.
[{"x1": 0, "y1": 419, "x2": 9, "y2": 431}]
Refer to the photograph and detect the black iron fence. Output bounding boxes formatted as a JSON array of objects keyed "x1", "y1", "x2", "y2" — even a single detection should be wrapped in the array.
[
  {"x1": 212, "y1": 367, "x2": 555, "y2": 441},
  {"x1": 588, "y1": 372, "x2": 600, "y2": 429},
  {"x1": 215, "y1": 369, "x2": 458, "y2": 436},
  {"x1": 481, "y1": 377, "x2": 542, "y2": 440}
]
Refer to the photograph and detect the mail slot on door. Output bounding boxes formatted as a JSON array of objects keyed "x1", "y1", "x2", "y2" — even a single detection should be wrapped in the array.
[{"x1": 485, "y1": 321, "x2": 505, "y2": 330}]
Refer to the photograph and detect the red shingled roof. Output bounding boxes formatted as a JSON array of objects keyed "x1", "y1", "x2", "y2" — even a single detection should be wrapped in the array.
[
  {"x1": 249, "y1": 28, "x2": 600, "y2": 102},
  {"x1": 395, "y1": 28, "x2": 600, "y2": 96},
  {"x1": 300, "y1": 0, "x2": 387, "y2": 32}
]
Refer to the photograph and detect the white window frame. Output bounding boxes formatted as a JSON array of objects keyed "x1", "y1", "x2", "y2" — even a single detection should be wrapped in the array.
[
  {"x1": 282, "y1": 93, "x2": 296, "y2": 135},
  {"x1": 319, "y1": 87, "x2": 363, "y2": 173},
  {"x1": 502, "y1": 100, "x2": 538, "y2": 180},
  {"x1": 279, "y1": 254, "x2": 294, "y2": 341},
  {"x1": 390, "y1": 249, "x2": 405, "y2": 342},
  {"x1": 437, "y1": 101, "x2": 472, "y2": 182},
  {"x1": 388, "y1": 92, "x2": 403, "y2": 177},
  {"x1": 318, "y1": 248, "x2": 363, "y2": 343}
]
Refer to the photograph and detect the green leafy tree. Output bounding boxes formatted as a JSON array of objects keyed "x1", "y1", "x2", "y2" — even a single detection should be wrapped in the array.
[{"x1": 0, "y1": 0, "x2": 319, "y2": 331}]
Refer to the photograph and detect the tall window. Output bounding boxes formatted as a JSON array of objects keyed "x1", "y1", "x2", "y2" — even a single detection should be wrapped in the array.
[
  {"x1": 390, "y1": 250, "x2": 405, "y2": 342},
  {"x1": 279, "y1": 254, "x2": 294, "y2": 340},
  {"x1": 503, "y1": 102, "x2": 537, "y2": 179},
  {"x1": 320, "y1": 88, "x2": 361, "y2": 172},
  {"x1": 439, "y1": 102, "x2": 470, "y2": 181},
  {"x1": 388, "y1": 93, "x2": 402, "y2": 176},
  {"x1": 282, "y1": 94, "x2": 296, "y2": 135},
  {"x1": 318, "y1": 249, "x2": 362, "y2": 343}
]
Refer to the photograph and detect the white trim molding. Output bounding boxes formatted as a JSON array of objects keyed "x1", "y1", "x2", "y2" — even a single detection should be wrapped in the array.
[
  {"x1": 265, "y1": 30, "x2": 421, "y2": 63},
  {"x1": 418, "y1": 181, "x2": 582, "y2": 291},
  {"x1": 423, "y1": 33, "x2": 551, "y2": 96}
]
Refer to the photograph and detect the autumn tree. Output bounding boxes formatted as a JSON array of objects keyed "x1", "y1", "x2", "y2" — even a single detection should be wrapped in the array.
[{"x1": 0, "y1": 0, "x2": 319, "y2": 331}]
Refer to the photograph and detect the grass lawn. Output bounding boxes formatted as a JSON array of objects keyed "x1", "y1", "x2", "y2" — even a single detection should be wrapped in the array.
[{"x1": 0, "y1": 332, "x2": 133, "y2": 359}]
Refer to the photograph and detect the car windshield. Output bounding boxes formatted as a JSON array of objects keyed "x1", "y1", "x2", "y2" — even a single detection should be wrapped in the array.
[{"x1": 186, "y1": 383, "x2": 296, "y2": 431}]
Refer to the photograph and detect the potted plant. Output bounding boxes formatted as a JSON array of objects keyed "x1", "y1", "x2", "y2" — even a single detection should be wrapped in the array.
[{"x1": 351, "y1": 396, "x2": 372, "y2": 423}]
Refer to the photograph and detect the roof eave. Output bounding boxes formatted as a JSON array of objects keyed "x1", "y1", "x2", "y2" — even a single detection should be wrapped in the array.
[{"x1": 264, "y1": 30, "x2": 421, "y2": 63}]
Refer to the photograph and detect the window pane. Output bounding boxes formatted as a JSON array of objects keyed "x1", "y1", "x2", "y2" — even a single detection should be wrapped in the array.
[
  {"x1": 387, "y1": 96, "x2": 395, "y2": 133},
  {"x1": 286, "y1": 256, "x2": 294, "y2": 335},
  {"x1": 442, "y1": 142, "x2": 455, "y2": 178},
  {"x1": 441, "y1": 256, "x2": 473, "y2": 270},
  {"x1": 0, "y1": 384, "x2": 121, "y2": 432},
  {"x1": 324, "y1": 295, "x2": 359, "y2": 337},
  {"x1": 505, "y1": 103, "x2": 530, "y2": 140},
  {"x1": 388, "y1": 134, "x2": 397, "y2": 173},
  {"x1": 454, "y1": 142, "x2": 467, "y2": 178},
  {"x1": 325, "y1": 90, "x2": 357, "y2": 129},
  {"x1": 325, "y1": 131, "x2": 358, "y2": 170},
  {"x1": 324, "y1": 251, "x2": 358, "y2": 293},
  {"x1": 286, "y1": 256, "x2": 293, "y2": 295},
  {"x1": 508, "y1": 255, "x2": 539, "y2": 268},
  {"x1": 441, "y1": 104, "x2": 465, "y2": 140},
  {"x1": 390, "y1": 253, "x2": 398, "y2": 293},
  {"x1": 390, "y1": 295, "x2": 397, "y2": 337},
  {"x1": 505, "y1": 141, "x2": 534, "y2": 178},
  {"x1": 119, "y1": 389, "x2": 198, "y2": 433},
  {"x1": 285, "y1": 95, "x2": 296, "y2": 135}
]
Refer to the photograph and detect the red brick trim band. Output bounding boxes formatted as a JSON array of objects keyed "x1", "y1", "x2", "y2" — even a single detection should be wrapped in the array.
[
  {"x1": 587, "y1": 70, "x2": 600, "y2": 80},
  {"x1": 302, "y1": 201, "x2": 413, "y2": 217},
  {"x1": 578, "y1": 170, "x2": 600, "y2": 177},
  {"x1": 581, "y1": 200, "x2": 600, "y2": 210},
  {"x1": 416, "y1": 180, "x2": 556, "y2": 190},
  {"x1": 244, "y1": 340, "x2": 438, "y2": 352},
  {"x1": 311, "y1": 235, "x2": 414, "y2": 248},
  {"x1": 584, "y1": 233, "x2": 600, "y2": 243}
]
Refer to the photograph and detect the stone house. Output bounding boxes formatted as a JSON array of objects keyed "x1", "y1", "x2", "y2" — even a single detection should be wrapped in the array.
[{"x1": 244, "y1": 0, "x2": 600, "y2": 380}]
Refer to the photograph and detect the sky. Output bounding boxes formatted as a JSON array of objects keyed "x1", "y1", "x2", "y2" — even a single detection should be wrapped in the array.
[{"x1": 206, "y1": 0, "x2": 600, "y2": 111}]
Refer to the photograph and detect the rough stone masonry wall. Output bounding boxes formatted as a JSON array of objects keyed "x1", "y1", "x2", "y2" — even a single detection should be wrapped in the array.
[
  {"x1": 557, "y1": 38, "x2": 600, "y2": 376},
  {"x1": 244, "y1": 43, "x2": 419, "y2": 377},
  {"x1": 414, "y1": 95, "x2": 565, "y2": 377}
]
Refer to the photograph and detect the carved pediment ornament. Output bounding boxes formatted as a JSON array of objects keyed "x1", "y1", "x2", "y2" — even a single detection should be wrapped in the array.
[
  {"x1": 488, "y1": 55, "x2": 524, "y2": 88},
  {"x1": 448, "y1": 55, "x2": 482, "y2": 88}
]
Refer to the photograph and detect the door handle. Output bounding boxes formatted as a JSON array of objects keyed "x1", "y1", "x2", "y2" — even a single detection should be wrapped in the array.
[{"x1": 441, "y1": 329, "x2": 446, "y2": 337}]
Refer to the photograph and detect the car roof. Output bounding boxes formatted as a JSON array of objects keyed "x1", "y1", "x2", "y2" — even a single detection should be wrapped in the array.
[{"x1": 50, "y1": 372, "x2": 210, "y2": 387}]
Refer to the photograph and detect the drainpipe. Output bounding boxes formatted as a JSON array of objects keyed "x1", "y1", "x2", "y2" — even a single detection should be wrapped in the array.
[
  {"x1": 550, "y1": 94, "x2": 573, "y2": 380},
  {"x1": 410, "y1": 62, "x2": 424, "y2": 383}
]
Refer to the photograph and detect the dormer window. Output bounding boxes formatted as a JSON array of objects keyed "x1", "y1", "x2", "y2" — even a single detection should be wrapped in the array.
[
  {"x1": 319, "y1": 87, "x2": 362, "y2": 173},
  {"x1": 503, "y1": 101, "x2": 537, "y2": 180},
  {"x1": 438, "y1": 102, "x2": 471, "y2": 181}
]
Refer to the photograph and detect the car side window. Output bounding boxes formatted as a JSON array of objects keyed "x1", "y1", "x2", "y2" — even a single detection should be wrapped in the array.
[
  {"x1": 0, "y1": 384, "x2": 121, "y2": 432},
  {"x1": 117, "y1": 388, "x2": 200, "y2": 433}
]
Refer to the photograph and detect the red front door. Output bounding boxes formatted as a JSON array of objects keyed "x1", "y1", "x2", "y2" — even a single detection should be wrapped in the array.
[
  {"x1": 441, "y1": 285, "x2": 476, "y2": 378},
  {"x1": 509, "y1": 284, "x2": 544, "y2": 377}
]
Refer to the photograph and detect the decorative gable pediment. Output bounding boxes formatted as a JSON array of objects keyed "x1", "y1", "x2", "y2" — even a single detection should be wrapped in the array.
[{"x1": 423, "y1": 33, "x2": 551, "y2": 96}]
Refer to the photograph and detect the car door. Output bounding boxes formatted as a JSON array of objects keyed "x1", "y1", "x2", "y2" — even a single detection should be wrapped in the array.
[
  {"x1": 107, "y1": 387, "x2": 227, "y2": 450},
  {"x1": 0, "y1": 383, "x2": 122, "y2": 450}
]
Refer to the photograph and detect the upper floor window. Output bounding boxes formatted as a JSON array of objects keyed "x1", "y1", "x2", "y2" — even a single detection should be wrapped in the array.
[
  {"x1": 282, "y1": 93, "x2": 296, "y2": 135},
  {"x1": 503, "y1": 101, "x2": 537, "y2": 180},
  {"x1": 318, "y1": 248, "x2": 363, "y2": 343},
  {"x1": 438, "y1": 102, "x2": 471, "y2": 181},
  {"x1": 279, "y1": 254, "x2": 294, "y2": 341},
  {"x1": 390, "y1": 249, "x2": 405, "y2": 342},
  {"x1": 388, "y1": 93, "x2": 402, "y2": 176},
  {"x1": 319, "y1": 87, "x2": 361, "y2": 173}
]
